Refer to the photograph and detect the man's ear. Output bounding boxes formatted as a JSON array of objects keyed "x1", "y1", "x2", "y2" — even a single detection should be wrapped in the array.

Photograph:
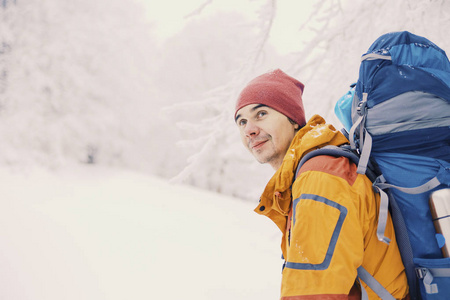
[{"x1": 288, "y1": 117, "x2": 300, "y2": 130}]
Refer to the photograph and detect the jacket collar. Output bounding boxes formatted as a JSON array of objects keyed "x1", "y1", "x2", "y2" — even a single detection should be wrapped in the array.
[{"x1": 253, "y1": 115, "x2": 348, "y2": 253}]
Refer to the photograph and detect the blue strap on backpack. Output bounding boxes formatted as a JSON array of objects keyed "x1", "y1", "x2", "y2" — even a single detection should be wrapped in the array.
[{"x1": 333, "y1": 31, "x2": 450, "y2": 300}]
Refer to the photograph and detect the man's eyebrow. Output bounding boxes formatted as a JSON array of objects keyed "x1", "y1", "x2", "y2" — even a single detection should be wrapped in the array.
[
  {"x1": 251, "y1": 104, "x2": 268, "y2": 111},
  {"x1": 235, "y1": 104, "x2": 268, "y2": 123}
]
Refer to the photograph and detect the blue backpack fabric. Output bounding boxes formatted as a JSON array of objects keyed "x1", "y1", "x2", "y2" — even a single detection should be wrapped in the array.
[{"x1": 332, "y1": 31, "x2": 450, "y2": 299}]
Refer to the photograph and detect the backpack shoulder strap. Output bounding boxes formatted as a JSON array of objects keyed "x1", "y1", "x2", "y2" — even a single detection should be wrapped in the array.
[
  {"x1": 295, "y1": 145, "x2": 360, "y2": 179},
  {"x1": 295, "y1": 144, "x2": 380, "y2": 182}
]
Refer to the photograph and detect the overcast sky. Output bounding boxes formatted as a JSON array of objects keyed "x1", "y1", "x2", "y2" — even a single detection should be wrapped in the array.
[{"x1": 141, "y1": 0, "x2": 314, "y2": 54}]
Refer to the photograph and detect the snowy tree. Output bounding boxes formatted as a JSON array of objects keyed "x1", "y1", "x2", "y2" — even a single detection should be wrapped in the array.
[
  {"x1": 159, "y1": 1, "x2": 289, "y2": 199},
  {"x1": 290, "y1": 0, "x2": 450, "y2": 126},
  {"x1": 2, "y1": 0, "x2": 450, "y2": 202},
  {"x1": 154, "y1": 7, "x2": 284, "y2": 188},
  {"x1": 168, "y1": 0, "x2": 450, "y2": 201},
  {"x1": 0, "y1": 0, "x2": 159, "y2": 171}
]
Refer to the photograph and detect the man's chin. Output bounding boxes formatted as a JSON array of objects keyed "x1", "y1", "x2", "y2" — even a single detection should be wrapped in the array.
[{"x1": 253, "y1": 153, "x2": 270, "y2": 165}]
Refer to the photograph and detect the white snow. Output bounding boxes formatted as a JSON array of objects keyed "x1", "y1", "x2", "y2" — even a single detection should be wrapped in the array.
[
  {"x1": 3, "y1": 1, "x2": 450, "y2": 298},
  {"x1": 0, "y1": 165, "x2": 281, "y2": 300}
]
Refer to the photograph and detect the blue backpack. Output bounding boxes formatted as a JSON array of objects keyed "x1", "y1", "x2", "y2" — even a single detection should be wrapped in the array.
[{"x1": 314, "y1": 31, "x2": 450, "y2": 299}]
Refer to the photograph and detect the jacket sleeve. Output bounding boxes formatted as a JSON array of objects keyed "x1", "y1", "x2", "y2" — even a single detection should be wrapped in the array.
[{"x1": 281, "y1": 155, "x2": 369, "y2": 299}]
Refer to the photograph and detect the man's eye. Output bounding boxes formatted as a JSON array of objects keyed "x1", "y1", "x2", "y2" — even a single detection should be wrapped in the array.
[
  {"x1": 238, "y1": 119, "x2": 247, "y2": 126},
  {"x1": 257, "y1": 111, "x2": 267, "y2": 118}
]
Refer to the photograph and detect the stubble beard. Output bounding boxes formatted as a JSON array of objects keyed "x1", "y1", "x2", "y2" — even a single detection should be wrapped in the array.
[{"x1": 250, "y1": 138, "x2": 277, "y2": 166}]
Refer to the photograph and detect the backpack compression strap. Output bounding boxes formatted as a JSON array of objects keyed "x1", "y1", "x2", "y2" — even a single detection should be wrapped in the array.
[
  {"x1": 416, "y1": 267, "x2": 450, "y2": 294},
  {"x1": 349, "y1": 92, "x2": 373, "y2": 175},
  {"x1": 350, "y1": 53, "x2": 392, "y2": 175},
  {"x1": 372, "y1": 166, "x2": 446, "y2": 246},
  {"x1": 374, "y1": 174, "x2": 443, "y2": 195}
]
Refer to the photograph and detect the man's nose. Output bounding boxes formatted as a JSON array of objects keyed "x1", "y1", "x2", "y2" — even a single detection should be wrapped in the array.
[{"x1": 244, "y1": 120, "x2": 259, "y2": 137}]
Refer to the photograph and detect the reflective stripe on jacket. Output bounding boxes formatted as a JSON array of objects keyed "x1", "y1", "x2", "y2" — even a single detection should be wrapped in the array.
[{"x1": 254, "y1": 115, "x2": 409, "y2": 299}]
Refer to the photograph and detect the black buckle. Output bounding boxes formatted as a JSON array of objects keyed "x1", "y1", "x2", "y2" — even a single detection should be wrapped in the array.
[{"x1": 416, "y1": 268, "x2": 427, "y2": 279}]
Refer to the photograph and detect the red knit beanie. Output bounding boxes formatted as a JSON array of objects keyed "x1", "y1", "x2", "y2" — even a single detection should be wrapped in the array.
[{"x1": 235, "y1": 69, "x2": 306, "y2": 127}]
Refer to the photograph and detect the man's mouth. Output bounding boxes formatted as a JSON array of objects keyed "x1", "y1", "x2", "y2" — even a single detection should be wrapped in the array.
[{"x1": 250, "y1": 140, "x2": 267, "y2": 150}]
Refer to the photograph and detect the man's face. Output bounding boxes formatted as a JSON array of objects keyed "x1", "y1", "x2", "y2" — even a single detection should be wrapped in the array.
[{"x1": 235, "y1": 104, "x2": 298, "y2": 170}]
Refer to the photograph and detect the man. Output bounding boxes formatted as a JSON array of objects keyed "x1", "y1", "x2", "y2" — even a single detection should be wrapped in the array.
[{"x1": 234, "y1": 69, "x2": 409, "y2": 299}]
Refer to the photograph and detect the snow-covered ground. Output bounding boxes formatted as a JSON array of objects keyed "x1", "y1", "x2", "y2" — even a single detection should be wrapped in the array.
[{"x1": 0, "y1": 165, "x2": 281, "y2": 300}]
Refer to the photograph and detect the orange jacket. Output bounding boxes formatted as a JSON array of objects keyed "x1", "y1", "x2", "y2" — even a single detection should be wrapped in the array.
[{"x1": 254, "y1": 115, "x2": 408, "y2": 299}]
